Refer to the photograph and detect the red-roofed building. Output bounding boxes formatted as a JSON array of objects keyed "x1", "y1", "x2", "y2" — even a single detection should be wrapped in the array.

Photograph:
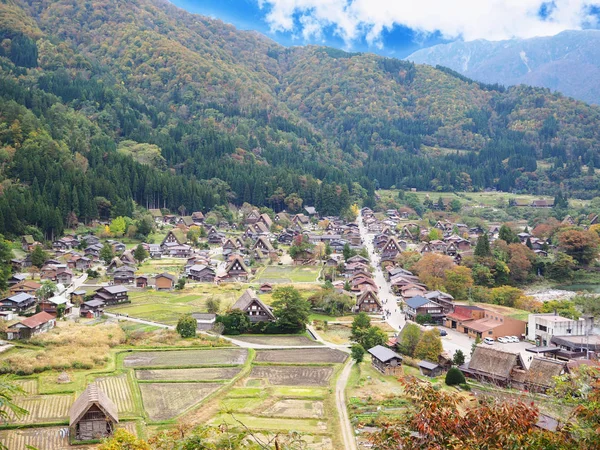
[{"x1": 7, "y1": 311, "x2": 55, "y2": 340}]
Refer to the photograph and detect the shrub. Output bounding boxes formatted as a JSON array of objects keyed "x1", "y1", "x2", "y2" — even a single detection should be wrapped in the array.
[
  {"x1": 176, "y1": 314, "x2": 197, "y2": 338},
  {"x1": 445, "y1": 367, "x2": 466, "y2": 386}
]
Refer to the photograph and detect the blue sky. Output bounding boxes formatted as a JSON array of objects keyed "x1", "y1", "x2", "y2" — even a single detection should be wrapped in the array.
[
  {"x1": 171, "y1": 0, "x2": 600, "y2": 58},
  {"x1": 171, "y1": 0, "x2": 451, "y2": 58}
]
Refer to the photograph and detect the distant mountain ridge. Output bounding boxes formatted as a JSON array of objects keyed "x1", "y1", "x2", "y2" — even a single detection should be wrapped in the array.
[{"x1": 407, "y1": 30, "x2": 600, "y2": 105}]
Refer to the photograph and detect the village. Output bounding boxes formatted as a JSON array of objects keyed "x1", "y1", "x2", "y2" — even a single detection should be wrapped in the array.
[{"x1": 0, "y1": 195, "x2": 599, "y2": 449}]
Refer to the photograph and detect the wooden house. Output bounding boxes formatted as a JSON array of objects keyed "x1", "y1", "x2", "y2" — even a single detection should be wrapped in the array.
[
  {"x1": 191, "y1": 211, "x2": 205, "y2": 224},
  {"x1": 231, "y1": 289, "x2": 275, "y2": 322},
  {"x1": 7, "y1": 312, "x2": 55, "y2": 340},
  {"x1": 188, "y1": 265, "x2": 216, "y2": 282},
  {"x1": 258, "y1": 213, "x2": 273, "y2": 229},
  {"x1": 1, "y1": 293, "x2": 36, "y2": 314},
  {"x1": 112, "y1": 266, "x2": 135, "y2": 285},
  {"x1": 21, "y1": 235, "x2": 36, "y2": 252},
  {"x1": 93, "y1": 286, "x2": 129, "y2": 306},
  {"x1": 355, "y1": 288, "x2": 382, "y2": 313},
  {"x1": 222, "y1": 255, "x2": 250, "y2": 281},
  {"x1": 69, "y1": 383, "x2": 118, "y2": 442},
  {"x1": 254, "y1": 236, "x2": 275, "y2": 253},
  {"x1": 259, "y1": 283, "x2": 273, "y2": 293},
  {"x1": 135, "y1": 275, "x2": 149, "y2": 288},
  {"x1": 381, "y1": 237, "x2": 402, "y2": 260},
  {"x1": 367, "y1": 345, "x2": 403, "y2": 376},
  {"x1": 71, "y1": 290, "x2": 86, "y2": 305},
  {"x1": 80, "y1": 300, "x2": 105, "y2": 318},
  {"x1": 9, "y1": 280, "x2": 41, "y2": 297},
  {"x1": 418, "y1": 360, "x2": 443, "y2": 377},
  {"x1": 245, "y1": 210, "x2": 260, "y2": 224},
  {"x1": 39, "y1": 295, "x2": 73, "y2": 316},
  {"x1": 155, "y1": 273, "x2": 177, "y2": 290},
  {"x1": 403, "y1": 296, "x2": 444, "y2": 323}
]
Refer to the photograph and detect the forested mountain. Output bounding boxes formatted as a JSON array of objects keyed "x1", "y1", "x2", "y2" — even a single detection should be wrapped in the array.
[
  {"x1": 3, "y1": 0, "x2": 600, "y2": 239},
  {"x1": 407, "y1": 30, "x2": 600, "y2": 105}
]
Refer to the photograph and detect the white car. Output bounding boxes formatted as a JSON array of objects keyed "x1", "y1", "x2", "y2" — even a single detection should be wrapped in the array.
[
  {"x1": 483, "y1": 337, "x2": 495, "y2": 345},
  {"x1": 507, "y1": 336, "x2": 519, "y2": 343},
  {"x1": 497, "y1": 337, "x2": 508, "y2": 343}
]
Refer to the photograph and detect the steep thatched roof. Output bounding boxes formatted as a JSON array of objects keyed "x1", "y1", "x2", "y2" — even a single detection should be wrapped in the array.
[
  {"x1": 231, "y1": 289, "x2": 275, "y2": 320},
  {"x1": 467, "y1": 346, "x2": 518, "y2": 380},
  {"x1": 511, "y1": 358, "x2": 566, "y2": 389},
  {"x1": 69, "y1": 383, "x2": 118, "y2": 426}
]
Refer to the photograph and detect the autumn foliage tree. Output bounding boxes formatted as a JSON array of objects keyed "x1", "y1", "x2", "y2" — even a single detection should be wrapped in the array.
[
  {"x1": 368, "y1": 377, "x2": 570, "y2": 449},
  {"x1": 558, "y1": 229, "x2": 600, "y2": 265},
  {"x1": 413, "y1": 253, "x2": 455, "y2": 290}
]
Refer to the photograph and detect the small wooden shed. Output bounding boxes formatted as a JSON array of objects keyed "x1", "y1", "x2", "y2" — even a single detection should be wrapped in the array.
[
  {"x1": 367, "y1": 345, "x2": 403, "y2": 376},
  {"x1": 69, "y1": 383, "x2": 118, "y2": 442}
]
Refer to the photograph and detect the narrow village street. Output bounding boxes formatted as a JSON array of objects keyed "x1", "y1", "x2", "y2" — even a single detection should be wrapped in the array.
[{"x1": 357, "y1": 211, "x2": 473, "y2": 358}]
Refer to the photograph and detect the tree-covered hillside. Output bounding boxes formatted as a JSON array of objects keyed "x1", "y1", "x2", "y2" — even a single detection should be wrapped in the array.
[{"x1": 2, "y1": 0, "x2": 600, "y2": 237}]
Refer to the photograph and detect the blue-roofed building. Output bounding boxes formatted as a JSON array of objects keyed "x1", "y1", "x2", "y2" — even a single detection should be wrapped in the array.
[
  {"x1": 1, "y1": 292, "x2": 36, "y2": 314},
  {"x1": 403, "y1": 295, "x2": 444, "y2": 324}
]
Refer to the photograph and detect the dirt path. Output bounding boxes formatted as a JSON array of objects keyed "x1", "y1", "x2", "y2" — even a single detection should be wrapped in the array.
[{"x1": 336, "y1": 359, "x2": 357, "y2": 450}]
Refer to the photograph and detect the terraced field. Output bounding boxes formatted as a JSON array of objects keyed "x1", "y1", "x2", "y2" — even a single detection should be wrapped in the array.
[
  {"x1": 124, "y1": 349, "x2": 247, "y2": 368},
  {"x1": 140, "y1": 383, "x2": 222, "y2": 421},
  {"x1": 136, "y1": 367, "x2": 241, "y2": 381},
  {"x1": 250, "y1": 366, "x2": 334, "y2": 386},
  {"x1": 5, "y1": 394, "x2": 73, "y2": 424},
  {"x1": 233, "y1": 335, "x2": 319, "y2": 346},
  {"x1": 15, "y1": 379, "x2": 37, "y2": 395},
  {"x1": 95, "y1": 374, "x2": 136, "y2": 414},
  {"x1": 0, "y1": 422, "x2": 138, "y2": 450},
  {"x1": 255, "y1": 348, "x2": 347, "y2": 363}
]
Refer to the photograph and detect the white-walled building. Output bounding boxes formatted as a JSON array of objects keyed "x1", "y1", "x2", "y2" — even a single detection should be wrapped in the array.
[{"x1": 527, "y1": 313, "x2": 594, "y2": 346}]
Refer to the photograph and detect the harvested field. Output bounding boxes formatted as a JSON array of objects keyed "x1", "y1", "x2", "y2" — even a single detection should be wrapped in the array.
[
  {"x1": 0, "y1": 422, "x2": 137, "y2": 450},
  {"x1": 233, "y1": 335, "x2": 318, "y2": 346},
  {"x1": 221, "y1": 397, "x2": 266, "y2": 413},
  {"x1": 250, "y1": 366, "x2": 334, "y2": 386},
  {"x1": 209, "y1": 413, "x2": 328, "y2": 434},
  {"x1": 124, "y1": 348, "x2": 247, "y2": 368},
  {"x1": 95, "y1": 374, "x2": 135, "y2": 414},
  {"x1": 4, "y1": 394, "x2": 72, "y2": 424},
  {"x1": 255, "y1": 348, "x2": 347, "y2": 364},
  {"x1": 16, "y1": 379, "x2": 37, "y2": 395},
  {"x1": 262, "y1": 399, "x2": 324, "y2": 418},
  {"x1": 136, "y1": 367, "x2": 241, "y2": 381},
  {"x1": 140, "y1": 383, "x2": 221, "y2": 421}
]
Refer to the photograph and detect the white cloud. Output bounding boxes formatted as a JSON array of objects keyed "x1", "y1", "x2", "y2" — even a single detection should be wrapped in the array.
[{"x1": 257, "y1": 0, "x2": 600, "y2": 43}]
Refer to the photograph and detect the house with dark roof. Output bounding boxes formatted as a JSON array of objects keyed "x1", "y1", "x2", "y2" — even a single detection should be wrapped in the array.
[
  {"x1": 367, "y1": 345, "x2": 403, "y2": 375},
  {"x1": 7, "y1": 311, "x2": 56, "y2": 340},
  {"x1": 80, "y1": 300, "x2": 105, "y2": 318},
  {"x1": 188, "y1": 265, "x2": 215, "y2": 282},
  {"x1": 69, "y1": 383, "x2": 118, "y2": 442},
  {"x1": 403, "y1": 296, "x2": 444, "y2": 323},
  {"x1": 93, "y1": 286, "x2": 129, "y2": 306},
  {"x1": 231, "y1": 289, "x2": 275, "y2": 322},
  {"x1": 1, "y1": 292, "x2": 36, "y2": 314}
]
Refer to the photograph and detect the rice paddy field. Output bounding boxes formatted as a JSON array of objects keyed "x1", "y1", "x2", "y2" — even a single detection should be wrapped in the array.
[{"x1": 1, "y1": 340, "x2": 347, "y2": 449}]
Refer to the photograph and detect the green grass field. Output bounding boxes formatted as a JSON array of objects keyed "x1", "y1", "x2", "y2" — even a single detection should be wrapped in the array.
[
  {"x1": 254, "y1": 265, "x2": 321, "y2": 283},
  {"x1": 106, "y1": 285, "x2": 246, "y2": 324},
  {"x1": 378, "y1": 189, "x2": 589, "y2": 209}
]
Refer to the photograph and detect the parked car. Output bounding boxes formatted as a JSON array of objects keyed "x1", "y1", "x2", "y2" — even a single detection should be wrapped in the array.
[
  {"x1": 508, "y1": 336, "x2": 519, "y2": 343},
  {"x1": 439, "y1": 329, "x2": 448, "y2": 336},
  {"x1": 497, "y1": 337, "x2": 508, "y2": 343},
  {"x1": 483, "y1": 337, "x2": 495, "y2": 345}
]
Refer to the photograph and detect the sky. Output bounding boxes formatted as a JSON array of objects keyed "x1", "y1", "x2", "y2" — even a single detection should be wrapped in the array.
[{"x1": 171, "y1": 0, "x2": 600, "y2": 58}]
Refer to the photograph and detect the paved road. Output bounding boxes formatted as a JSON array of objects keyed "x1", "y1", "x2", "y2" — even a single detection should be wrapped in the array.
[
  {"x1": 357, "y1": 212, "x2": 472, "y2": 358},
  {"x1": 357, "y1": 212, "x2": 405, "y2": 331}
]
